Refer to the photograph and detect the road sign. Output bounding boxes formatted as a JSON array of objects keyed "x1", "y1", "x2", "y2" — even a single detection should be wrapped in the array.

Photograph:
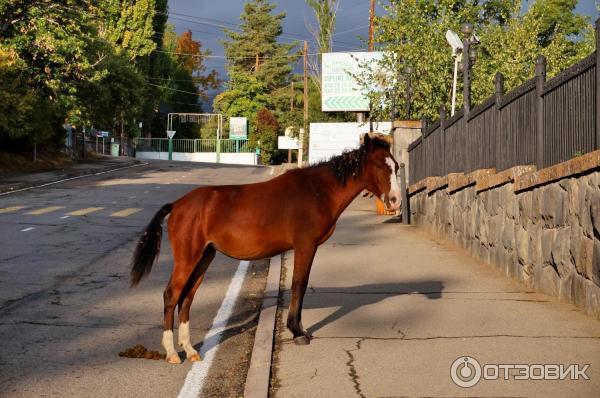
[
  {"x1": 167, "y1": 130, "x2": 176, "y2": 139},
  {"x1": 321, "y1": 51, "x2": 384, "y2": 112},
  {"x1": 278, "y1": 136, "x2": 299, "y2": 150},
  {"x1": 230, "y1": 117, "x2": 247, "y2": 139},
  {"x1": 95, "y1": 131, "x2": 109, "y2": 138}
]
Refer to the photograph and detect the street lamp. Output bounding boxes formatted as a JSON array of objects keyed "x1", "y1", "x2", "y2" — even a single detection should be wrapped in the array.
[
  {"x1": 460, "y1": 22, "x2": 479, "y2": 115},
  {"x1": 404, "y1": 65, "x2": 414, "y2": 120},
  {"x1": 445, "y1": 30, "x2": 463, "y2": 116}
]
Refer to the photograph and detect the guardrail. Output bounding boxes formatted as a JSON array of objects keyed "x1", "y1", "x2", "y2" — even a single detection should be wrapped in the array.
[{"x1": 134, "y1": 138, "x2": 253, "y2": 153}]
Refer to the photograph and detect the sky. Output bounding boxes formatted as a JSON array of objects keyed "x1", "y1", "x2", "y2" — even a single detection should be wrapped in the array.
[{"x1": 166, "y1": 0, "x2": 599, "y2": 106}]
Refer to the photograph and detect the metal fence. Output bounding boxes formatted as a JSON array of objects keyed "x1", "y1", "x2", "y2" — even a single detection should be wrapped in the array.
[
  {"x1": 133, "y1": 138, "x2": 253, "y2": 153},
  {"x1": 408, "y1": 23, "x2": 599, "y2": 184}
]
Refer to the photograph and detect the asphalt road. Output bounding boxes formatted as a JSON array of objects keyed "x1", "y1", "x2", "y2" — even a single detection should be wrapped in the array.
[{"x1": 0, "y1": 160, "x2": 271, "y2": 397}]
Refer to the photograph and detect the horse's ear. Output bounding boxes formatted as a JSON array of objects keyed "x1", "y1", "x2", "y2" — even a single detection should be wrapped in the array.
[{"x1": 363, "y1": 133, "x2": 372, "y2": 148}]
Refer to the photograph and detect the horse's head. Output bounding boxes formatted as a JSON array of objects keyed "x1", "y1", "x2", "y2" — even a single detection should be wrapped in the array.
[{"x1": 362, "y1": 134, "x2": 401, "y2": 211}]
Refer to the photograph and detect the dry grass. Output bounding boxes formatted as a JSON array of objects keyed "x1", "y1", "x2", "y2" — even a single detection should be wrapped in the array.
[{"x1": 0, "y1": 151, "x2": 73, "y2": 173}]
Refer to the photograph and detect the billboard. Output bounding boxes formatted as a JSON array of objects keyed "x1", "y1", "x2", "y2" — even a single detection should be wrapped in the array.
[
  {"x1": 321, "y1": 51, "x2": 384, "y2": 112},
  {"x1": 229, "y1": 117, "x2": 248, "y2": 139},
  {"x1": 308, "y1": 121, "x2": 392, "y2": 164}
]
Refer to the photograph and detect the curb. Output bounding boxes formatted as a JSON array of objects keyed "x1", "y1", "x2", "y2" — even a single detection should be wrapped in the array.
[{"x1": 244, "y1": 255, "x2": 282, "y2": 398}]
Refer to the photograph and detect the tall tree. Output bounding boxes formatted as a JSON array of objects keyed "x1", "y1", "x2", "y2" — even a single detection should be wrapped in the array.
[{"x1": 221, "y1": 0, "x2": 297, "y2": 90}]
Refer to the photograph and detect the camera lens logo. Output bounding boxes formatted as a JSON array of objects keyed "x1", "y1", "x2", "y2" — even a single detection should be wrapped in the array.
[{"x1": 450, "y1": 356, "x2": 482, "y2": 388}]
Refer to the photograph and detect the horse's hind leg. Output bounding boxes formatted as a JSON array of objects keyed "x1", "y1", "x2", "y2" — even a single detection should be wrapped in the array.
[
  {"x1": 162, "y1": 241, "x2": 205, "y2": 364},
  {"x1": 177, "y1": 245, "x2": 216, "y2": 362}
]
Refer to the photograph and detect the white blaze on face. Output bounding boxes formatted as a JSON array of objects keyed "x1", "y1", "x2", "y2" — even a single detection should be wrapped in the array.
[{"x1": 385, "y1": 156, "x2": 401, "y2": 210}]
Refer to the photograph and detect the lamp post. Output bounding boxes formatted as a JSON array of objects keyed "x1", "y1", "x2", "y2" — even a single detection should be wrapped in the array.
[
  {"x1": 404, "y1": 65, "x2": 414, "y2": 120},
  {"x1": 460, "y1": 22, "x2": 479, "y2": 115}
]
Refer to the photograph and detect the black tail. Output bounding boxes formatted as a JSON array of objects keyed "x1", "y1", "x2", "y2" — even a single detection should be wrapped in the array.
[{"x1": 130, "y1": 203, "x2": 173, "y2": 286}]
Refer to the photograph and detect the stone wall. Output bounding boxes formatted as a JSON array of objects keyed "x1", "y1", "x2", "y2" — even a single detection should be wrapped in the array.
[{"x1": 409, "y1": 152, "x2": 600, "y2": 319}]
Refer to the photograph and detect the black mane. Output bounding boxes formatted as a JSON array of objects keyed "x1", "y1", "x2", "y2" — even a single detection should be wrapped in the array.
[{"x1": 311, "y1": 136, "x2": 390, "y2": 186}]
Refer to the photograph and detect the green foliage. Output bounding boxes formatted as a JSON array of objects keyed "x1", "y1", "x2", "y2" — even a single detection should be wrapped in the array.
[
  {"x1": 221, "y1": 0, "x2": 298, "y2": 90},
  {"x1": 0, "y1": 0, "x2": 218, "y2": 152},
  {"x1": 251, "y1": 108, "x2": 279, "y2": 164},
  {"x1": 356, "y1": 0, "x2": 594, "y2": 123}
]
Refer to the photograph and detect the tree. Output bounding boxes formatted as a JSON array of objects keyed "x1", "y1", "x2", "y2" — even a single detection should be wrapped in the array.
[
  {"x1": 98, "y1": 0, "x2": 157, "y2": 60},
  {"x1": 356, "y1": 0, "x2": 594, "y2": 122},
  {"x1": 252, "y1": 108, "x2": 279, "y2": 164},
  {"x1": 305, "y1": 0, "x2": 339, "y2": 93},
  {"x1": 221, "y1": 0, "x2": 298, "y2": 90}
]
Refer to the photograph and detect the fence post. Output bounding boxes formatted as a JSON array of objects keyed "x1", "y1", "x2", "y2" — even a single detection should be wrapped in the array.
[
  {"x1": 535, "y1": 55, "x2": 546, "y2": 169},
  {"x1": 596, "y1": 18, "x2": 600, "y2": 150},
  {"x1": 439, "y1": 106, "x2": 446, "y2": 176},
  {"x1": 494, "y1": 73, "x2": 504, "y2": 169},
  {"x1": 399, "y1": 163, "x2": 409, "y2": 224}
]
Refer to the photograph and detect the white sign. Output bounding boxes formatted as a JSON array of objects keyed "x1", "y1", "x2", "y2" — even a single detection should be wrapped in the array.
[
  {"x1": 308, "y1": 122, "x2": 392, "y2": 164},
  {"x1": 230, "y1": 117, "x2": 248, "y2": 139},
  {"x1": 167, "y1": 130, "x2": 176, "y2": 139},
  {"x1": 278, "y1": 136, "x2": 299, "y2": 150},
  {"x1": 321, "y1": 51, "x2": 384, "y2": 112}
]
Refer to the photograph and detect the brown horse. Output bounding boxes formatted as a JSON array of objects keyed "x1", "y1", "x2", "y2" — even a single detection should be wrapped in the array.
[{"x1": 130, "y1": 134, "x2": 401, "y2": 364}]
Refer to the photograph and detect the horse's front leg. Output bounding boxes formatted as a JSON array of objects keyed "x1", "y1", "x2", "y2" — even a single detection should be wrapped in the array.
[{"x1": 287, "y1": 240, "x2": 318, "y2": 345}]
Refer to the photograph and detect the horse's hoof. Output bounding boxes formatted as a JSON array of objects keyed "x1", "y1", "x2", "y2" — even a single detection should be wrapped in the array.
[
  {"x1": 293, "y1": 335, "x2": 311, "y2": 345},
  {"x1": 188, "y1": 353, "x2": 202, "y2": 362},
  {"x1": 166, "y1": 353, "x2": 182, "y2": 364}
]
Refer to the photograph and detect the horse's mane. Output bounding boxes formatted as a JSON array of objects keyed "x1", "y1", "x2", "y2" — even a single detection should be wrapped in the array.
[{"x1": 309, "y1": 135, "x2": 390, "y2": 186}]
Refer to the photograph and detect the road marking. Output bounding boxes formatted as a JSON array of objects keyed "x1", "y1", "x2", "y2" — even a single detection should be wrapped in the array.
[
  {"x1": 110, "y1": 208, "x2": 142, "y2": 217},
  {"x1": 0, "y1": 206, "x2": 26, "y2": 214},
  {"x1": 0, "y1": 162, "x2": 148, "y2": 196},
  {"x1": 20, "y1": 227, "x2": 35, "y2": 232},
  {"x1": 60, "y1": 215, "x2": 70, "y2": 219},
  {"x1": 177, "y1": 260, "x2": 251, "y2": 398},
  {"x1": 26, "y1": 206, "x2": 65, "y2": 215},
  {"x1": 67, "y1": 207, "x2": 104, "y2": 216}
]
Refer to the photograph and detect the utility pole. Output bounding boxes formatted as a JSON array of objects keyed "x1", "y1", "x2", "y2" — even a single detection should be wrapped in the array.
[
  {"x1": 364, "y1": 0, "x2": 376, "y2": 130},
  {"x1": 368, "y1": 0, "x2": 375, "y2": 52},
  {"x1": 289, "y1": 82, "x2": 294, "y2": 163},
  {"x1": 299, "y1": 40, "x2": 308, "y2": 167}
]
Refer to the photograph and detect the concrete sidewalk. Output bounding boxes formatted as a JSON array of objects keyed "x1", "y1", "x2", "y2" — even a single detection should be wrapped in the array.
[{"x1": 272, "y1": 196, "x2": 600, "y2": 397}]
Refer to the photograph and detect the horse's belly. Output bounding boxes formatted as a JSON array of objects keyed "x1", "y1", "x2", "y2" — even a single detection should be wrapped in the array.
[{"x1": 210, "y1": 229, "x2": 292, "y2": 260}]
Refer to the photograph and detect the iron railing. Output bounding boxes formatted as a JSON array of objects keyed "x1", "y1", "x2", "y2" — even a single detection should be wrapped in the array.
[
  {"x1": 134, "y1": 138, "x2": 253, "y2": 153},
  {"x1": 408, "y1": 22, "x2": 600, "y2": 184}
]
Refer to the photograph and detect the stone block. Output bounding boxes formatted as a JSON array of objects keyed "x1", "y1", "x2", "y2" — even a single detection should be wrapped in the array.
[
  {"x1": 570, "y1": 232, "x2": 593, "y2": 279},
  {"x1": 502, "y1": 218, "x2": 516, "y2": 251},
  {"x1": 571, "y1": 273, "x2": 587, "y2": 308},
  {"x1": 540, "y1": 184, "x2": 568, "y2": 228},
  {"x1": 538, "y1": 265, "x2": 560, "y2": 297},
  {"x1": 551, "y1": 227, "x2": 573, "y2": 278},
  {"x1": 593, "y1": 239, "x2": 600, "y2": 286},
  {"x1": 516, "y1": 226, "x2": 528, "y2": 265},
  {"x1": 559, "y1": 271, "x2": 574, "y2": 303},
  {"x1": 541, "y1": 228, "x2": 555, "y2": 266},
  {"x1": 585, "y1": 280, "x2": 600, "y2": 319}
]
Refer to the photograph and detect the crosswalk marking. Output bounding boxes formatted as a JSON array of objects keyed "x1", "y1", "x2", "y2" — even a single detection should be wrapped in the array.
[
  {"x1": 67, "y1": 207, "x2": 105, "y2": 216},
  {"x1": 110, "y1": 208, "x2": 142, "y2": 217},
  {"x1": 0, "y1": 206, "x2": 26, "y2": 214},
  {"x1": 26, "y1": 206, "x2": 65, "y2": 215}
]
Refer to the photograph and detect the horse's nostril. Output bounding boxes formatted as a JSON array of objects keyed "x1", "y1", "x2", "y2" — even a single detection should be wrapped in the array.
[{"x1": 390, "y1": 196, "x2": 398, "y2": 204}]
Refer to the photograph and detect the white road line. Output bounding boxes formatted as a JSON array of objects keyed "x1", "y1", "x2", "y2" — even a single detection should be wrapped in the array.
[
  {"x1": 60, "y1": 215, "x2": 70, "y2": 219},
  {"x1": 0, "y1": 162, "x2": 148, "y2": 196},
  {"x1": 20, "y1": 227, "x2": 35, "y2": 232},
  {"x1": 177, "y1": 260, "x2": 251, "y2": 398}
]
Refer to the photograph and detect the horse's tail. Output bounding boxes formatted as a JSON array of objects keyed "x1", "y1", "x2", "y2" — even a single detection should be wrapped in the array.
[{"x1": 130, "y1": 203, "x2": 173, "y2": 286}]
